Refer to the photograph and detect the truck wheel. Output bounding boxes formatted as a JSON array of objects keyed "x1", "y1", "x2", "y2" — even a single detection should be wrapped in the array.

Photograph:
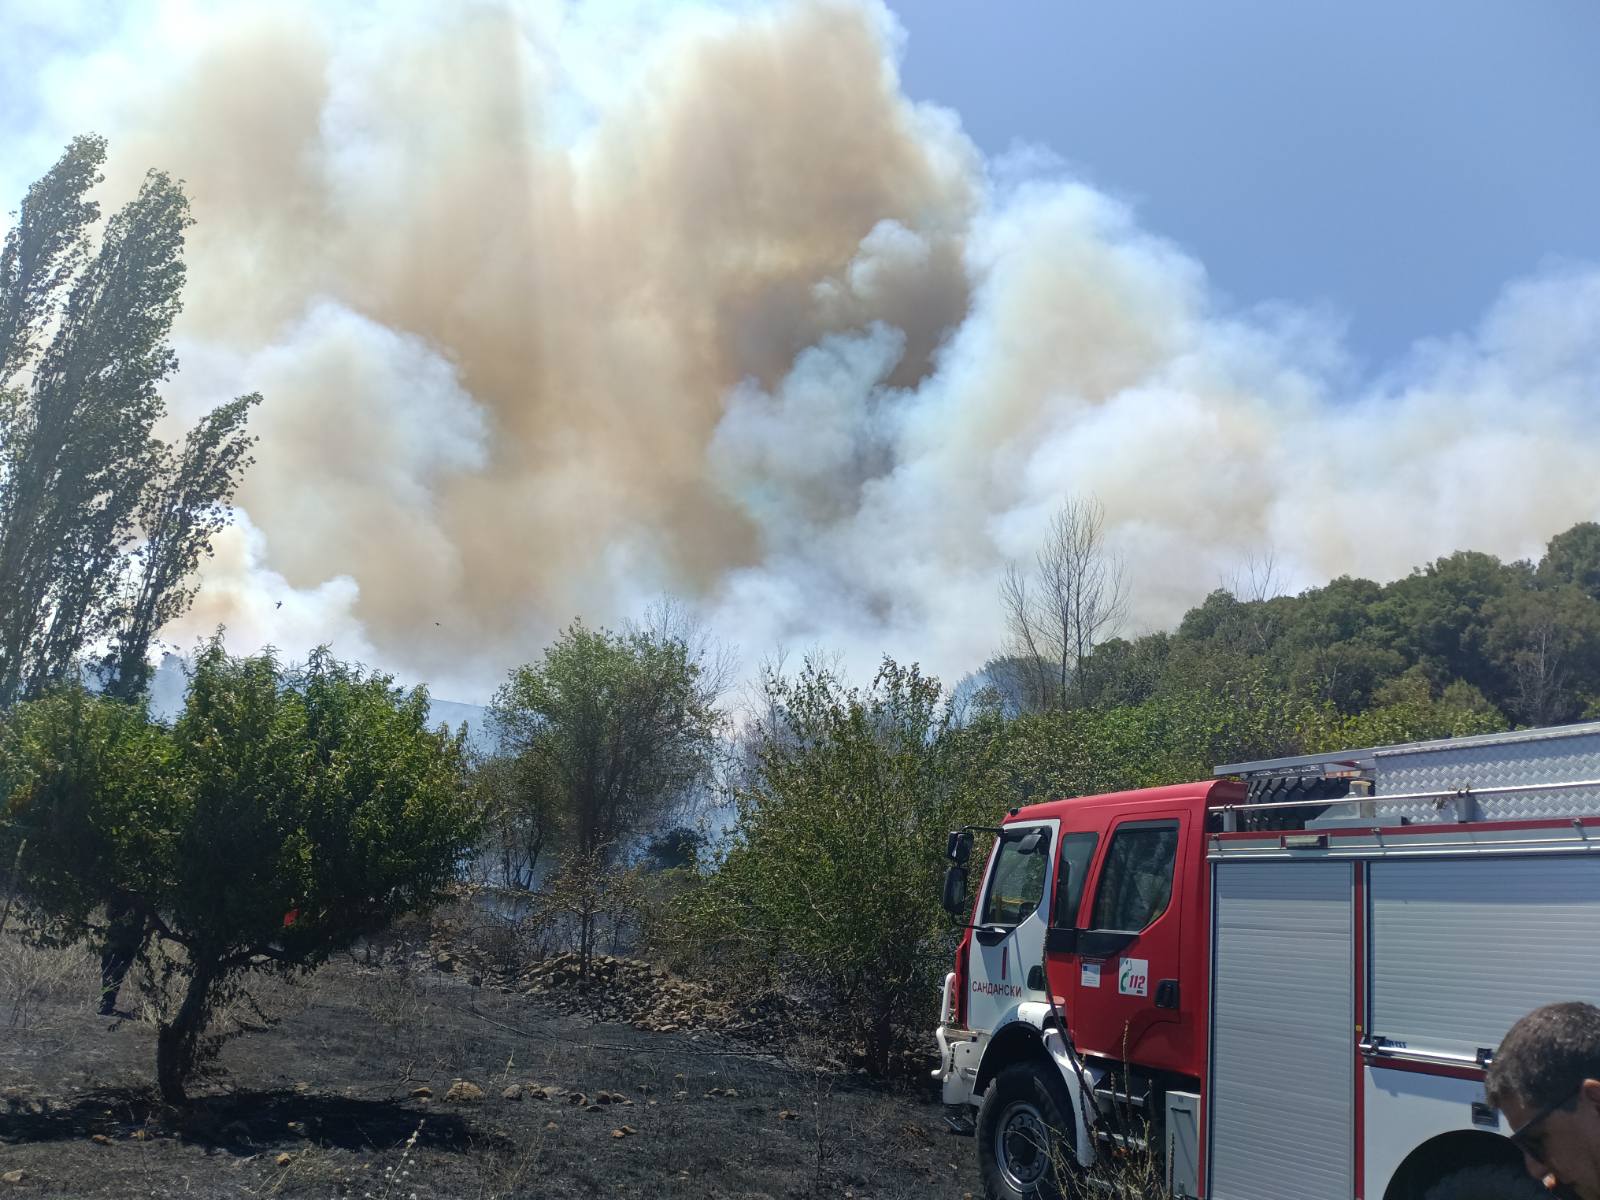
[
  {"x1": 1421, "y1": 1164, "x2": 1547, "y2": 1199},
  {"x1": 976, "y1": 1063, "x2": 1079, "y2": 1200}
]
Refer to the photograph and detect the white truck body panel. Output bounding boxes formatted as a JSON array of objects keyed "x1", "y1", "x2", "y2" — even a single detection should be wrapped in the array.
[{"x1": 1362, "y1": 1066, "x2": 1511, "y2": 1200}]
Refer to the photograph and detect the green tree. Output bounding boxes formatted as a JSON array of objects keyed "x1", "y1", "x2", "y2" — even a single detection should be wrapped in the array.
[
  {"x1": 0, "y1": 641, "x2": 479, "y2": 1102},
  {"x1": 1483, "y1": 585, "x2": 1600, "y2": 726},
  {"x1": 1320, "y1": 669, "x2": 1504, "y2": 748},
  {"x1": 489, "y1": 619, "x2": 721, "y2": 861},
  {"x1": 490, "y1": 617, "x2": 721, "y2": 976},
  {"x1": 470, "y1": 748, "x2": 560, "y2": 891},
  {"x1": 683, "y1": 657, "x2": 983, "y2": 1075},
  {"x1": 1538, "y1": 522, "x2": 1600, "y2": 602},
  {"x1": 1369, "y1": 550, "x2": 1526, "y2": 698},
  {"x1": 102, "y1": 394, "x2": 259, "y2": 700},
  {"x1": 0, "y1": 136, "x2": 257, "y2": 707}
]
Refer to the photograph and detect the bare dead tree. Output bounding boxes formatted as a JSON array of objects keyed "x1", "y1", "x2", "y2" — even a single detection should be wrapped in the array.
[
  {"x1": 1220, "y1": 549, "x2": 1284, "y2": 654},
  {"x1": 999, "y1": 497, "x2": 1127, "y2": 712}
]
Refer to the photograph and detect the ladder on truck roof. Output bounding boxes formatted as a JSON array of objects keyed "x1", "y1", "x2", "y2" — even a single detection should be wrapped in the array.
[{"x1": 1210, "y1": 719, "x2": 1600, "y2": 828}]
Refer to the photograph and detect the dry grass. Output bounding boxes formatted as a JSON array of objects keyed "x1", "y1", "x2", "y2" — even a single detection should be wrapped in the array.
[{"x1": 0, "y1": 920, "x2": 99, "y2": 1033}]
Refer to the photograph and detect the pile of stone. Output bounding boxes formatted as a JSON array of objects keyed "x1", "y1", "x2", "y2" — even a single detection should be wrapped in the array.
[
  {"x1": 420, "y1": 941, "x2": 798, "y2": 1045},
  {"x1": 510, "y1": 952, "x2": 793, "y2": 1043}
]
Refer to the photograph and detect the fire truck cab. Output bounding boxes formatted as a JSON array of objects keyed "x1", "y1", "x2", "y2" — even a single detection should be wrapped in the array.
[{"x1": 935, "y1": 722, "x2": 1600, "y2": 1200}]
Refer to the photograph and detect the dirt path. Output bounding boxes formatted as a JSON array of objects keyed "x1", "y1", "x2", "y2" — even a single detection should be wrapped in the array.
[{"x1": 0, "y1": 946, "x2": 978, "y2": 1198}]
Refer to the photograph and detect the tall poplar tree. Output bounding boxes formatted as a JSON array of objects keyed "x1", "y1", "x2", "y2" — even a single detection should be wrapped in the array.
[{"x1": 0, "y1": 135, "x2": 257, "y2": 707}]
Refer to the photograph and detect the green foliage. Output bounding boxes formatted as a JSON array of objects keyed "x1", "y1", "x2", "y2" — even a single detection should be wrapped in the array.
[
  {"x1": 489, "y1": 620, "x2": 720, "y2": 862},
  {"x1": 0, "y1": 136, "x2": 257, "y2": 708},
  {"x1": 1537, "y1": 522, "x2": 1600, "y2": 601},
  {"x1": 104, "y1": 393, "x2": 260, "y2": 700},
  {"x1": 1070, "y1": 523, "x2": 1600, "y2": 728},
  {"x1": 0, "y1": 639, "x2": 479, "y2": 1101},
  {"x1": 680, "y1": 657, "x2": 983, "y2": 1074},
  {"x1": 0, "y1": 688, "x2": 178, "y2": 936}
]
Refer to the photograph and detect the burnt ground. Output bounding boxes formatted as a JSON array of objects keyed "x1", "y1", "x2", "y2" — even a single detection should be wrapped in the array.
[{"x1": 0, "y1": 935, "x2": 980, "y2": 1199}]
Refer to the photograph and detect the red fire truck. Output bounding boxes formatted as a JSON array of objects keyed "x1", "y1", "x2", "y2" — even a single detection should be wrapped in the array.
[{"x1": 934, "y1": 722, "x2": 1600, "y2": 1200}]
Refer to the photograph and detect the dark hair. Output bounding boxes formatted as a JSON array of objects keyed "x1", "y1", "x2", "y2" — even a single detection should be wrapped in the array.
[{"x1": 1486, "y1": 1001, "x2": 1600, "y2": 1111}]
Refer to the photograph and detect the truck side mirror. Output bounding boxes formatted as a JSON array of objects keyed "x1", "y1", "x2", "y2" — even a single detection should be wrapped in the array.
[
  {"x1": 942, "y1": 863, "x2": 969, "y2": 916},
  {"x1": 946, "y1": 830, "x2": 973, "y2": 864},
  {"x1": 1052, "y1": 861, "x2": 1072, "y2": 927}
]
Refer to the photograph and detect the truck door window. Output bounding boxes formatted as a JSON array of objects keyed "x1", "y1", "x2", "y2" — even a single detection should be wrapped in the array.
[
  {"x1": 980, "y1": 830, "x2": 1052, "y2": 926},
  {"x1": 1052, "y1": 832, "x2": 1099, "y2": 927},
  {"x1": 1089, "y1": 820, "x2": 1180, "y2": 933}
]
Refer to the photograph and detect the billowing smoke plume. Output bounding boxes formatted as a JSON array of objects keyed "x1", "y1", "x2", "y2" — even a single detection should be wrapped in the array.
[{"x1": 11, "y1": 0, "x2": 1600, "y2": 699}]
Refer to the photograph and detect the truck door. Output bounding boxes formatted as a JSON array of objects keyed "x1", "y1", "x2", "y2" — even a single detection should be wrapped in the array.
[
  {"x1": 966, "y1": 820, "x2": 1059, "y2": 1032},
  {"x1": 1062, "y1": 814, "x2": 1188, "y2": 1070}
]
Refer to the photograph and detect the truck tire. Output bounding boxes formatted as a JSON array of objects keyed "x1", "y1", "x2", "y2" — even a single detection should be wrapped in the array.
[
  {"x1": 1421, "y1": 1164, "x2": 1547, "y2": 1200},
  {"x1": 976, "y1": 1062, "x2": 1080, "y2": 1200}
]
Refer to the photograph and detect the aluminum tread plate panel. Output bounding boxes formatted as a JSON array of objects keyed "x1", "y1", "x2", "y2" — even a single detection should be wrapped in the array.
[
  {"x1": 1371, "y1": 856, "x2": 1600, "y2": 1057},
  {"x1": 1210, "y1": 861, "x2": 1352, "y2": 1200},
  {"x1": 1375, "y1": 728, "x2": 1600, "y2": 822}
]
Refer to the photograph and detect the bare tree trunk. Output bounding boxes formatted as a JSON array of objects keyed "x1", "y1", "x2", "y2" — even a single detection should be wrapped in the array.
[
  {"x1": 0, "y1": 837, "x2": 26, "y2": 940},
  {"x1": 156, "y1": 961, "x2": 217, "y2": 1105}
]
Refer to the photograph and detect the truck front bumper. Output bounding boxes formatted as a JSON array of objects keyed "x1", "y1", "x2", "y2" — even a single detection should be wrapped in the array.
[
  {"x1": 933, "y1": 974, "x2": 984, "y2": 1108},
  {"x1": 935, "y1": 1024, "x2": 984, "y2": 1106}
]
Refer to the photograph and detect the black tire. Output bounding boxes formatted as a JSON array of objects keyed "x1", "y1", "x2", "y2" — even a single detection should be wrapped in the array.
[
  {"x1": 1421, "y1": 1163, "x2": 1548, "y2": 1200},
  {"x1": 976, "y1": 1062, "x2": 1080, "y2": 1200}
]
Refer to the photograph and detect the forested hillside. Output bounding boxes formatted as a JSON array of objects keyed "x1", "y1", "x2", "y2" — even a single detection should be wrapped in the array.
[{"x1": 982, "y1": 522, "x2": 1600, "y2": 778}]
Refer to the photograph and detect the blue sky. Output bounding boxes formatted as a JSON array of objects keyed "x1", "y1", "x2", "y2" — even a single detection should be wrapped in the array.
[{"x1": 889, "y1": 0, "x2": 1600, "y2": 366}]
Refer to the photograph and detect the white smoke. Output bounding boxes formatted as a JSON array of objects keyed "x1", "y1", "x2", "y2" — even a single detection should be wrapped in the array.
[{"x1": 6, "y1": 0, "x2": 1600, "y2": 700}]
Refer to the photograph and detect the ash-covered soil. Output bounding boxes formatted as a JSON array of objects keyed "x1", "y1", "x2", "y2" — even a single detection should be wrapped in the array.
[{"x1": 0, "y1": 937, "x2": 978, "y2": 1199}]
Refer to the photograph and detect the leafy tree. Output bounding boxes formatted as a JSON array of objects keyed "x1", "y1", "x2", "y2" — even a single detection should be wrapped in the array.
[
  {"x1": 0, "y1": 641, "x2": 479, "y2": 1102},
  {"x1": 1538, "y1": 522, "x2": 1600, "y2": 602},
  {"x1": 489, "y1": 619, "x2": 721, "y2": 861},
  {"x1": 683, "y1": 657, "x2": 983, "y2": 1074},
  {"x1": 470, "y1": 749, "x2": 560, "y2": 891},
  {"x1": 1369, "y1": 550, "x2": 1526, "y2": 697},
  {"x1": 0, "y1": 136, "x2": 257, "y2": 708},
  {"x1": 1320, "y1": 669, "x2": 1504, "y2": 748},
  {"x1": 0, "y1": 687, "x2": 178, "y2": 939},
  {"x1": 1076, "y1": 632, "x2": 1170, "y2": 709},
  {"x1": 102, "y1": 394, "x2": 259, "y2": 700},
  {"x1": 490, "y1": 618, "x2": 721, "y2": 979},
  {"x1": 1483, "y1": 585, "x2": 1600, "y2": 725},
  {"x1": 642, "y1": 826, "x2": 706, "y2": 872}
]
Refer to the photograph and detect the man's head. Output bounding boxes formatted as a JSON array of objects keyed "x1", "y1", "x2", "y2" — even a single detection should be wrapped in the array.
[{"x1": 1486, "y1": 1002, "x2": 1600, "y2": 1199}]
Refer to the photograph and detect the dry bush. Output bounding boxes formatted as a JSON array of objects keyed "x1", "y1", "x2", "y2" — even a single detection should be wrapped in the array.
[
  {"x1": 1046, "y1": 1120, "x2": 1172, "y2": 1200},
  {"x1": 346, "y1": 958, "x2": 436, "y2": 1048},
  {"x1": 1085, "y1": 1147, "x2": 1172, "y2": 1199},
  {"x1": 0, "y1": 918, "x2": 99, "y2": 1032}
]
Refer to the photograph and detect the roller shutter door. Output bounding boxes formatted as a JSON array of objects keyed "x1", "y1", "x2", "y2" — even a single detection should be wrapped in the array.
[
  {"x1": 1209, "y1": 860, "x2": 1353, "y2": 1200},
  {"x1": 1370, "y1": 855, "x2": 1600, "y2": 1059}
]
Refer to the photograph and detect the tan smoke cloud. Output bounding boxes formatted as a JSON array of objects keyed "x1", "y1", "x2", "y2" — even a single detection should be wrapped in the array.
[{"x1": 22, "y1": 0, "x2": 1600, "y2": 698}]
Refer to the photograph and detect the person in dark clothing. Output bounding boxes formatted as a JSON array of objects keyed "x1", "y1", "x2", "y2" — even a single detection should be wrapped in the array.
[
  {"x1": 99, "y1": 895, "x2": 146, "y2": 1016},
  {"x1": 1486, "y1": 1001, "x2": 1600, "y2": 1200}
]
